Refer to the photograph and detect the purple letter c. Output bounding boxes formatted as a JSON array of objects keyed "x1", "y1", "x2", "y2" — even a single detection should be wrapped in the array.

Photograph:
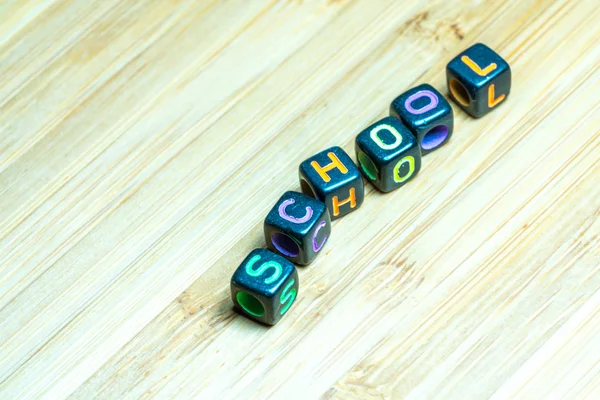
[
  {"x1": 312, "y1": 221, "x2": 327, "y2": 252},
  {"x1": 279, "y1": 199, "x2": 313, "y2": 224}
]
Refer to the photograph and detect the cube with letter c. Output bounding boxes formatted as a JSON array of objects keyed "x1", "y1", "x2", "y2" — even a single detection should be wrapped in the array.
[
  {"x1": 299, "y1": 146, "x2": 364, "y2": 220},
  {"x1": 355, "y1": 116, "x2": 421, "y2": 192},
  {"x1": 264, "y1": 191, "x2": 331, "y2": 265}
]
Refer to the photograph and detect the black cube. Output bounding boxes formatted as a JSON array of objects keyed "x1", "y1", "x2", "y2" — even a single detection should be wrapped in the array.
[
  {"x1": 446, "y1": 43, "x2": 511, "y2": 117},
  {"x1": 355, "y1": 116, "x2": 421, "y2": 192},
  {"x1": 390, "y1": 83, "x2": 454, "y2": 155},
  {"x1": 231, "y1": 249, "x2": 299, "y2": 325},
  {"x1": 265, "y1": 191, "x2": 331, "y2": 265},
  {"x1": 299, "y1": 146, "x2": 364, "y2": 220}
]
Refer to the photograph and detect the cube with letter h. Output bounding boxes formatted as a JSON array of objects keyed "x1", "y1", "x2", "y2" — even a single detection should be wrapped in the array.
[
  {"x1": 446, "y1": 43, "x2": 511, "y2": 117},
  {"x1": 299, "y1": 146, "x2": 364, "y2": 220},
  {"x1": 355, "y1": 116, "x2": 421, "y2": 192},
  {"x1": 231, "y1": 248, "x2": 299, "y2": 325},
  {"x1": 264, "y1": 191, "x2": 331, "y2": 265}
]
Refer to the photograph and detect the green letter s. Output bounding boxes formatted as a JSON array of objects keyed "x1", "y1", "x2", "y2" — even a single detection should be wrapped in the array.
[
  {"x1": 245, "y1": 255, "x2": 282, "y2": 285},
  {"x1": 279, "y1": 279, "x2": 297, "y2": 315}
]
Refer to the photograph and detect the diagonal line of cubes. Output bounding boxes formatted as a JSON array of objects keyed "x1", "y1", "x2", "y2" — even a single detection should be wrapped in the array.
[{"x1": 229, "y1": 43, "x2": 511, "y2": 325}]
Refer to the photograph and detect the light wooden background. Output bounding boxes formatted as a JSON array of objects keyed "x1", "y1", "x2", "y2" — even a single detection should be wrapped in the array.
[{"x1": 1, "y1": 0, "x2": 599, "y2": 398}]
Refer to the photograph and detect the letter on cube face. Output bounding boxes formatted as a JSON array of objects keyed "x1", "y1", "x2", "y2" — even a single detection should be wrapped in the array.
[
  {"x1": 231, "y1": 249, "x2": 299, "y2": 325},
  {"x1": 355, "y1": 116, "x2": 421, "y2": 192},
  {"x1": 446, "y1": 43, "x2": 511, "y2": 117},
  {"x1": 264, "y1": 191, "x2": 331, "y2": 265},
  {"x1": 390, "y1": 83, "x2": 454, "y2": 155},
  {"x1": 299, "y1": 146, "x2": 364, "y2": 220}
]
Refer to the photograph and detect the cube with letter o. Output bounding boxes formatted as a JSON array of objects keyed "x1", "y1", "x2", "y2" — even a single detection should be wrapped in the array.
[
  {"x1": 390, "y1": 83, "x2": 454, "y2": 154},
  {"x1": 355, "y1": 116, "x2": 421, "y2": 192}
]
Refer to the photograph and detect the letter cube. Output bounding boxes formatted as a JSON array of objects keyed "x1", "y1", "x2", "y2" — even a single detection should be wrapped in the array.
[
  {"x1": 355, "y1": 116, "x2": 421, "y2": 192},
  {"x1": 299, "y1": 146, "x2": 364, "y2": 220},
  {"x1": 390, "y1": 83, "x2": 454, "y2": 155},
  {"x1": 446, "y1": 43, "x2": 511, "y2": 117},
  {"x1": 231, "y1": 248, "x2": 299, "y2": 325},
  {"x1": 264, "y1": 191, "x2": 331, "y2": 265}
]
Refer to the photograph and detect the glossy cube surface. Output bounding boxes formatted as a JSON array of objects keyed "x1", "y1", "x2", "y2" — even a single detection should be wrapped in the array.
[
  {"x1": 390, "y1": 83, "x2": 454, "y2": 155},
  {"x1": 265, "y1": 191, "x2": 331, "y2": 265},
  {"x1": 355, "y1": 116, "x2": 421, "y2": 192},
  {"x1": 446, "y1": 43, "x2": 511, "y2": 117},
  {"x1": 299, "y1": 146, "x2": 364, "y2": 220},
  {"x1": 231, "y1": 249, "x2": 299, "y2": 325}
]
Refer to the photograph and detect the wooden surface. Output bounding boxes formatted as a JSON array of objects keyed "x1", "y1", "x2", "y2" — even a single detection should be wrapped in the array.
[{"x1": 1, "y1": 0, "x2": 599, "y2": 398}]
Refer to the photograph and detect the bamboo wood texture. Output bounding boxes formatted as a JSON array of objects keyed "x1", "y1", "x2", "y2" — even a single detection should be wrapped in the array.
[{"x1": 1, "y1": 0, "x2": 599, "y2": 398}]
